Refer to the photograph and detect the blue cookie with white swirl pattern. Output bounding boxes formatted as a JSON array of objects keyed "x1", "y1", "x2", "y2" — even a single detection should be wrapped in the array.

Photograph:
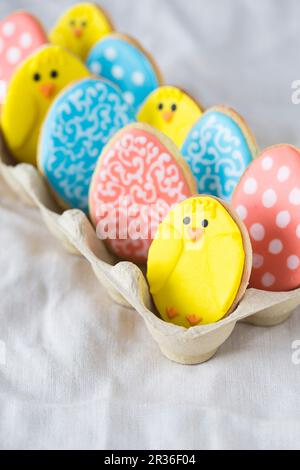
[
  {"x1": 181, "y1": 107, "x2": 258, "y2": 202},
  {"x1": 38, "y1": 77, "x2": 135, "y2": 212},
  {"x1": 87, "y1": 33, "x2": 162, "y2": 113}
]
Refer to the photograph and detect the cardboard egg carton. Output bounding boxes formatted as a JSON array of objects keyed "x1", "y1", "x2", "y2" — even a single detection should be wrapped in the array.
[{"x1": 1, "y1": 141, "x2": 300, "y2": 365}]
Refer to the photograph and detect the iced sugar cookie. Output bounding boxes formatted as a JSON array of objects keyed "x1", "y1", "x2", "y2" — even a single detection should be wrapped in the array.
[
  {"x1": 181, "y1": 106, "x2": 258, "y2": 202},
  {"x1": 138, "y1": 86, "x2": 203, "y2": 148},
  {"x1": 0, "y1": 11, "x2": 48, "y2": 106},
  {"x1": 147, "y1": 196, "x2": 252, "y2": 328},
  {"x1": 89, "y1": 123, "x2": 197, "y2": 263},
  {"x1": 87, "y1": 33, "x2": 162, "y2": 113},
  {"x1": 50, "y1": 2, "x2": 113, "y2": 60},
  {"x1": 232, "y1": 144, "x2": 300, "y2": 292},
  {"x1": 1, "y1": 45, "x2": 90, "y2": 165},
  {"x1": 39, "y1": 78, "x2": 135, "y2": 212}
]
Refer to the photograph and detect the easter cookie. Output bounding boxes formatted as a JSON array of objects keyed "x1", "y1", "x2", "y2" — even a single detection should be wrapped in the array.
[
  {"x1": 38, "y1": 78, "x2": 135, "y2": 212},
  {"x1": 87, "y1": 33, "x2": 162, "y2": 113},
  {"x1": 89, "y1": 123, "x2": 197, "y2": 263},
  {"x1": 181, "y1": 106, "x2": 258, "y2": 202},
  {"x1": 0, "y1": 11, "x2": 48, "y2": 106},
  {"x1": 50, "y1": 2, "x2": 113, "y2": 60},
  {"x1": 232, "y1": 144, "x2": 300, "y2": 292},
  {"x1": 1, "y1": 45, "x2": 90, "y2": 165},
  {"x1": 138, "y1": 86, "x2": 203, "y2": 148},
  {"x1": 147, "y1": 196, "x2": 252, "y2": 328}
]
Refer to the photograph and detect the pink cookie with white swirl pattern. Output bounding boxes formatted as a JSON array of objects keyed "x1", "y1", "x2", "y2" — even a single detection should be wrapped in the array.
[
  {"x1": 232, "y1": 144, "x2": 300, "y2": 292},
  {"x1": 0, "y1": 12, "x2": 48, "y2": 106},
  {"x1": 89, "y1": 123, "x2": 197, "y2": 263}
]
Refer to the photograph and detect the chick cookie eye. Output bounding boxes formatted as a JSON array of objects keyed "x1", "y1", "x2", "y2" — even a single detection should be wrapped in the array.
[
  {"x1": 183, "y1": 217, "x2": 191, "y2": 225},
  {"x1": 33, "y1": 73, "x2": 41, "y2": 82},
  {"x1": 158, "y1": 103, "x2": 164, "y2": 110},
  {"x1": 202, "y1": 219, "x2": 209, "y2": 228},
  {"x1": 171, "y1": 104, "x2": 177, "y2": 112},
  {"x1": 82, "y1": 21, "x2": 87, "y2": 27},
  {"x1": 50, "y1": 70, "x2": 59, "y2": 79},
  {"x1": 70, "y1": 20, "x2": 75, "y2": 26}
]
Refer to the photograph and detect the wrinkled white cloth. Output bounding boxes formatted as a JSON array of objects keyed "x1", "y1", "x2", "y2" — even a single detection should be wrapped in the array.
[{"x1": 1, "y1": 0, "x2": 300, "y2": 451}]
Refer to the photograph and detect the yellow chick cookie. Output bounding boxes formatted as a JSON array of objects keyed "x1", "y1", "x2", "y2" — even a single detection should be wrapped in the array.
[
  {"x1": 1, "y1": 45, "x2": 90, "y2": 165},
  {"x1": 147, "y1": 196, "x2": 252, "y2": 328},
  {"x1": 50, "y1": 3, "x2": 113, "y2": 60},
  {"x1": 138, "y1": 86, "x2": 203, "y2": 148}
]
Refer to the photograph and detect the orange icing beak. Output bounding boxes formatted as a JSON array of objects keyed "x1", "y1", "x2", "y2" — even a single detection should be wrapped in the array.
[
  {"x1": 163, "y1": 111, "x2": 174, "y2": 123},
  {"x1": 73, "y1": 28, "x2": 83, "y2": 38},
  {"x1": 188, "y1": 228, "x2": 204, "y2": 243},
  {"x1": 39, "y1": 83, "x2": 56, "y2": 99}
]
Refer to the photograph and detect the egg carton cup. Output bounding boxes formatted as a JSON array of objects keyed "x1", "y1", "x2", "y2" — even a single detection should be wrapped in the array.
[{"x1": 1, "y1": 145, "x2": 300, "y2": 365}]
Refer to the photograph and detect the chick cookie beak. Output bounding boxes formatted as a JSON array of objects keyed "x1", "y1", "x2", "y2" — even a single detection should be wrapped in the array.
[
  {"x1": 39, "y1": 83, "x2": 56, "y2": 99},
  {"x1": 163, "y1": 111, "x2": 174, "y2": 123},
  {"x1": 73, "y1": 28, "x2": 83, "y2": 38},
  {"x1": 188, "y1": 228, "x2": 204, "y2": 243}
]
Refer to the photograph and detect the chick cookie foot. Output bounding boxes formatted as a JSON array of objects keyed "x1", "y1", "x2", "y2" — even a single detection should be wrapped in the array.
[
  {"x1": 166, "y1": 307, "x2": 178, "y2": 320},
  {"x1": 186, "y1": 315, "x2": 203, "y2": 327}
]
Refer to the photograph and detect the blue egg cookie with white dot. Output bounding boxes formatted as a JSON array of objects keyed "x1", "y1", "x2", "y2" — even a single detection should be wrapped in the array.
[
  {"x1": 87, "y1": 33, "x2": 162, "y2": 113},
  {"x1": 38, "y1": 77, "x2": 136, "y2": 212},
  {"x1": 181, "y1": 106, "x2": 259, "y2": 202}
]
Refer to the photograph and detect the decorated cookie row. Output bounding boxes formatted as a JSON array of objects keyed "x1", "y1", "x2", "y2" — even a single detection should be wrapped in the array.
[
  {"x1": 3, "y1": 58, "x2": 300, "y2": 301},
  {"x1": 0, "y1": 4, "x2": 161, "y2": 114},
  {"x1": 1, "y1": 4, "x2": 300, "y2": 332},
  {"x1": 0, "y1": 4, "x2": 113, "y2": 105}
]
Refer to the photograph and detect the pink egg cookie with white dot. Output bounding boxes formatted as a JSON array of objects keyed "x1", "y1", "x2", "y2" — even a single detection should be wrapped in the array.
[
  {"x1": 232, "y1": 144, "x2": 300, "y2": 292},
  {"x1": 89, "y1": 123, "x2": 197, "y2": 264},
  {"x1": 0, "y1": 11, "x2": 48, "y2": 105}
]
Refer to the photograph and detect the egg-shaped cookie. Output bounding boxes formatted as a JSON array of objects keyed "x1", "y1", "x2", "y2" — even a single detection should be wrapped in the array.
[
  {"x1": 89, "y1": 123, "x2": 197, "y2": 263},
  {"x1": 1, "y1": 45, "x2": 90, "y2": 166},
  {"x1": 87, "y1": 33, "x2": 162, "y2": 113},
  {"x1": 0, "y1": 11, "x2": 48, "y2": 107},
  {"x1": 181, "y1": 106, "x2": 258, "y2": 202},
  {"x1": 38, "y1": 77, "x2": 135, "y2": 212},
  {"x1": 232, "y1": 144, "x2": 300, "y2": 292},
  {"x1": 138, "y1": 86, "x2": 203, "y2": 148},
  {"x1": 50, "y1": 2, "x2": 113, "y2": 61},
  {"x1": 147, "y1": 196, "x2": 252, "y2": 328}
]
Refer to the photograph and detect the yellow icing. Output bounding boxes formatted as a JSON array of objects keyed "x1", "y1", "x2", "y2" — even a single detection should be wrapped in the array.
[
  {"x1": 50, "y1": 3, "x2": 113, "y2": 60},
  {"x1": 138, "y1": 86, "x2": 203, "y2": 148},
  {"x1": 1, "y1": 45, "x2": 90, "y2": 166},
  {"x1": 147, "y1": 197, "x2": 245, "y2": 328}
]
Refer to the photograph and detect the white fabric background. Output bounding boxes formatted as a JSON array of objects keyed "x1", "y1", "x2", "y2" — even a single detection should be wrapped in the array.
[{"x1": 1, "y1": 0, "x2": 300, "y2": 450}]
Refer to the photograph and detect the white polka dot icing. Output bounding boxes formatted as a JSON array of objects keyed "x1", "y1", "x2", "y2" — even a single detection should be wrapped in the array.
[
  {"x1": 250, "y1": 224, "x2": 265, "y2": 241},
  {"x1": 87, "y1": 35, "x2": 160, "y2": 113},
  {"x1": 262, "y1": 273, "x2": 276, "y2": 288},
  {"x1": 232, "y1": 145, "x2": 300, "y2": 291},
  {"x1": 2, "y1": 22, "x2": 15, "y2": 37},
  {"x1": 0, "y1": 12, "x2": 47, "y2": 105},
  {"x1": 276, "y1": 211, "x2": 291, "y2": 229},
  {"x1": 6, "y1": 46, "x2": 21, "y2": 64},
  {"x1": 244, "y1": 178, "x2": 258, "y2": 195},
  {"x1": 262, "y1": 189, "x2": 277, "y2": 208},
  {"x1": 236, "y1": 205, "x2": 248, "y2": 221},
  {"x1": 112, "y1": 65, "x2": 124, "y2": 79},
  {"x1": 19, "y1": 32, "x2": 32, "y2": 49},
  {"x1": 277, "y1": 166, "x2": 290, "y2": 182},
  {"x1": 262, "y1": 156, "x2": 273, "y2": 171},
  {"x1": 253, "y1": 254, "x2": 264, "y2": 269},
  {"x1": 269, "y1": 239, "x2": 283, "y2": 255},
  {"x1": 132, "y1": 71, "x2": 145, "y2": 86},
  {"x1": 287, "y1": 256, "x2": 300, "y2": 271},
  {"x1": 123, "y1": 91, "x2": 135, "y2": 105},
  {"x1": 289, "y1": 188, "x2": 300, "y2": 206}
]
